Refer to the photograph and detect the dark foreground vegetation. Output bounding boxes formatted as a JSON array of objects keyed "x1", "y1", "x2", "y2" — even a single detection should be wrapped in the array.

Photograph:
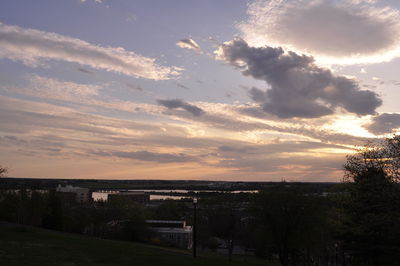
[
  {"x1": 1, "y1": 136, "x2": 400, "y2": 266},
  {"x1": 0, "y1": 222, "x2": 270, "y2": 266}
]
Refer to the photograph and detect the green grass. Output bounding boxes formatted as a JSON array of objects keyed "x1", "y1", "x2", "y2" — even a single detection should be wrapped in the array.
[{"x1": 0, "y1": 223, "x2": 274, "y2": 266}]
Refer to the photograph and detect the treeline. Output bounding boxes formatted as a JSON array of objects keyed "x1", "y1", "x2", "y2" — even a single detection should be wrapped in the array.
[
  {"x1": 1, "y1": 177, "x2": 342, "y2": 192},
  {"x1": 0, "y1": 180, "x2": 398, "y2": 265},
  {"x1": 0, "y1": 189, "x2": 148, "y2": 242}
]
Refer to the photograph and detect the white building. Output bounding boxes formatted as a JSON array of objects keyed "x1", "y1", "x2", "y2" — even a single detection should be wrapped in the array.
[{"x1": 146, "y1": 220, "x2": 193, "y2": 249}]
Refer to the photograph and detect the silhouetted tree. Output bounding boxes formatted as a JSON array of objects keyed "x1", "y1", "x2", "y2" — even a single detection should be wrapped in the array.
[
  {"x1": 148, "y1": 200, "x2": 183, "y2": 220},
  {"x1": 255, "y1": 184, "x2": 332, "y2": 266},
  {"x1": 0, "y1": 165, "x2": 7, "y2": 188},
  {"x1": 343, "y1": 136, "x2": 400, "y2": 265},
  {"x1": 42, "y1": 190, "x2": 64, "y2": 230},
  {"x1": 0, "y1": 191, "x2": 19, "y2": 222},
  {"x1": 122, "y1": 206, "x2": 147, "y2": 241},
  {"x1": 208, "y1": 208, "x2": 237, "y2": 261},
  {"x1": 16, "y1": 188, "x2": 29, "y2": 225},
  {"x1": 26, "y1": 191, "x2": 47, "y2": 226},
  {"x1": 0, "y1": 165, "x2": 6, "y2": 177}
]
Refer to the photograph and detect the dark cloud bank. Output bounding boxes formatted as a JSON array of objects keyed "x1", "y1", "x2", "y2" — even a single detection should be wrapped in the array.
[
  {"x1": 157, "y1": 99, "x2": 204, "y2": 116},
  {"x1": 217, "y1": 39, "x2": 382, "y2": 119}
]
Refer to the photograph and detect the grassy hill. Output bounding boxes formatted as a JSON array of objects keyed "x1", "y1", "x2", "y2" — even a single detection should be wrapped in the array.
[{"x1": 0, "y1": 223, "x2": 273, "y2": 266}]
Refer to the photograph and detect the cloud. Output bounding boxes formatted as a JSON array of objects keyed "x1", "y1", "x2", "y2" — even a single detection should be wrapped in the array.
[
  {"x1": 218, "y1": 141, "x2": 344, "y2": 156},
  {"x1": 0, "y1": 22, "x2": 180, "y2": 80},
  {"x1": 80, "y1": 0, "x2": 104, "y2": 4},
  {"x1": 94, "y1": 150, "x2": 197, "y2": 163},
  {"x1": 126, "y1": 83, "x2": 143, "y2": 91},
  {"x1": 153, "y1": 101, "x2": 372, "y2": 146},
  {"x1": 0, "y1": 95, "x2": 358, "y2": 181},
  {"x1": 27, "y1": 75, "x2": 100, "y2": 99},
  {"x1": 7, "y1": 75, "x2": 370, "y2": 146},
  {"x1": 365, "y1": 113, "x2": 400, "y2": 135},
  {"x1": 157, "y1": 99, "x2": 204, "y2": 116},
  {"x1": 6, "y1": 75, "x2": 164, "y2": 115},
  {"x1": 177, "y1": 83, "x2": 191, "y2": 90},
  {"x1": 125, "y1": 13, "x2": 137, "y2": 23},
  {"x1": 0, "y1": 98, "x2": 120, "y2": 136},
  {"x1": 238, "y1": 0, "x2": 400, "y2": 65},
  {"x1": 217, "y1": 151, "x2": 345, "y2": 181},
  {"x1": 77, "y1": 67, "x2": 93, "y2": 74},
  {"x1": 176, "y1": 38, "x2": 202, "y2": 53},
  {"x1": 216, "y1": 38, "x2": 382, "y2": 118},
  {"x1": 216, "y1": 141, "x2": 346, "y2": 170}
]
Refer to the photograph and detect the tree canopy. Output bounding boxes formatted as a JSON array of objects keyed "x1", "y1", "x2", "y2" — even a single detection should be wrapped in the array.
[
  {"x1": 344, "y1": 136, "x2": 400, "y2": 182},
  {"x1": 343, "y1": 136, "x2": 400, "y2": 265}
]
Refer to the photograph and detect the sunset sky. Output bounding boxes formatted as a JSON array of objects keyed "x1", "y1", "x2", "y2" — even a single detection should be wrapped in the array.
[{"x1": 1, "y1": 0, "x2": 400, "y2": 181}]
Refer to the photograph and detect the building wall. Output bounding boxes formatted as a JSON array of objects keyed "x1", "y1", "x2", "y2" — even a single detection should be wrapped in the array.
[
  {"x1": 146, "y1": 220, "x2": 192, "y2": 249},
  {"x1": 157, "y1": 231, "x2": 192, "y2": 249}
]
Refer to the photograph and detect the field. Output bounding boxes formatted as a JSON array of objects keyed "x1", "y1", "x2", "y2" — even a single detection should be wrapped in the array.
[{"x1": 0, "y1": 223, "x2": 272, "y2": 266}]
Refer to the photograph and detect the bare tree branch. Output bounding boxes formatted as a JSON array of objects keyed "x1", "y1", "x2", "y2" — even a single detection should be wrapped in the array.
[{"x1": 0, "y1": 166, "x2": 7, "y2": 177}]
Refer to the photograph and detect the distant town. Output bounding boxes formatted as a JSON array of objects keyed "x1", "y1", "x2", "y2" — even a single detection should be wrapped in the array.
[{"x1": 1, "y1": 177, "x2": 346, "y2": 258}]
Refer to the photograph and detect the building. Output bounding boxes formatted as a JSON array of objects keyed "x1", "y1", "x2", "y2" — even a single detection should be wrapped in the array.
[
  {"x1": 146, "y1": 220, "x2": 192, "y2": 249},
  {"x1": 56, "y1": 185, "x2": 91, "y2": 203},
  {"x1": 108, "y1": 191, "x2": 150, "y2": 205}
]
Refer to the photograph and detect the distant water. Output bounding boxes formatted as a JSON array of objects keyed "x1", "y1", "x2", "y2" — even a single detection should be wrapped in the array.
[
  {"x1": 91, "y1": 192, "x2": 185, "y2": 201},
  {"x1": 91, "y1": 189, "x2": 258, "y2": 201}
]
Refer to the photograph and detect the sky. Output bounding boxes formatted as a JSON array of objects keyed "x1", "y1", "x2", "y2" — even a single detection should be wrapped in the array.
[{"x1": 1, "y1": 0, "x2": 400, "y2": 181}]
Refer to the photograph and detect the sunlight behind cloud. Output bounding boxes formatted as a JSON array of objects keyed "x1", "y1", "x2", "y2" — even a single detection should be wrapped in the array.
[
  {"x1": 323, "y1": 115, "x2": 376, "y2": 138},
  {"x1": 239, "y1": 0, "x2": 400, "y2": 65}
]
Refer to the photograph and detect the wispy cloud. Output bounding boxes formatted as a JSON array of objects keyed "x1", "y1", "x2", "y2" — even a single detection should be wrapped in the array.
[
  {"x1": 7, "y1": 75, "x2": 162, "y2": 114},
  {"x1": 0, "y1": 22, "x2": 181, "y2": 80},
  {"x1": 176, "y1": 38, "x2": 202, "y2": 53},
  {"x1": 125, "y1": 83, "x2": 143, "y2": 91},
  {"x1": 80, "y1": 0, "x2": 104, "y2": 4},
  {"x1": 5, "y1": 75, "x2": 373, "y2": 145},
  {"x1": 28, "y1": 75, "x2": 100, "y2": 98},
  {"x1": 0, "y1": 95, "x2": 360, "y2": 180},
  {"x1": 177, "y1": 83, "x2": 191, "y2": 90},
  {"x1": 94, "y1": 150, "x2": 197, "y2": 163},
  {"x1": 77, "y1": 67, "x2": 93, "y2": 74}
]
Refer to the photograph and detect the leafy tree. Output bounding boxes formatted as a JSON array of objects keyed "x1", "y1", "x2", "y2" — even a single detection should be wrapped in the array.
[
  {"x1": 343, "y1": 136, "x2": 400, "y2": 265},
  {"x1": 344, "y1": 136, "x2": 400, "y2": 182}
]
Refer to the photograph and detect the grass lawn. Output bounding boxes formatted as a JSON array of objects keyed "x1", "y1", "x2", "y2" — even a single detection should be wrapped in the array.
[{"x1": 0, "y1": 223, "x2": 275, "y2": 266}]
